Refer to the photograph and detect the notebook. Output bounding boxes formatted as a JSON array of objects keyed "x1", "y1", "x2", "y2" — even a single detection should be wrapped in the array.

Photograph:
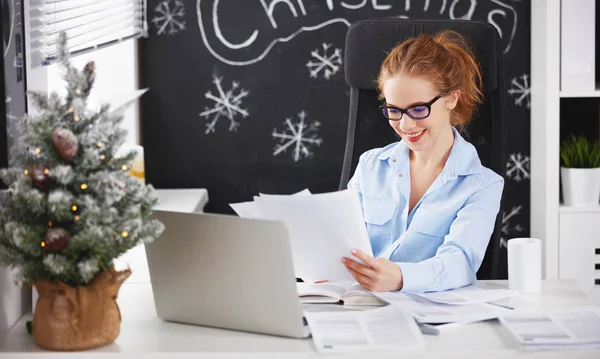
[{"x1": 297, "y1": 281, "x2": 386, "y2": 306}]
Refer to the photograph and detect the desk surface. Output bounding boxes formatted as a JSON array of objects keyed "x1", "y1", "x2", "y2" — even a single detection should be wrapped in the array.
[{"x1": 1, "y1": 279, "x2": 599, "y2": 358}]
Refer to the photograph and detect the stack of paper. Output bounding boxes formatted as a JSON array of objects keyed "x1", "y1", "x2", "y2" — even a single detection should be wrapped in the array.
[
  {"x1": 498, "y1": 307, "x2": 600, "y2": 350},
  {"x1": 412, "y1": 286, "x2": 517, "y2": 305},
  {"x1": 305, "y1": 305, "x2": 425, "y2": 353},
  {"x1": 229, "y1": 189, "x2": 373, "y2": 282},
  {"x1": 374, "y1": 291, "x2": 512, "y2": 324}
]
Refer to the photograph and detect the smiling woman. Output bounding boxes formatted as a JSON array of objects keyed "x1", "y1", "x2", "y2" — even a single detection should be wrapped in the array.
[{"x1": 345, "y1": 30, "x2": 504, "y2": 293}]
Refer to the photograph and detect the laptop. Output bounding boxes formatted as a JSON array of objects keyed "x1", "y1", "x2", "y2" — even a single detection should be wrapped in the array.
[{"x1": 145, "y1": 210, "x2": 310, "y2": 339}]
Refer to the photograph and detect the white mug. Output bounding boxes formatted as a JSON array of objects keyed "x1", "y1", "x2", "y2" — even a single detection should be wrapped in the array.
[{"x1": 507, "y1": 238, "x2": 542, "y2": 293}]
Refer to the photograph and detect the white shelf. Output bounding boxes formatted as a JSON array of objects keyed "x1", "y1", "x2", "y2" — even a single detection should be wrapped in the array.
[
  {"x1": 560, "y1": 85, "x2": 600, "y2": 98},
  {"x1": 559, "y1": 205, "x2": 600, "y2": 213}
]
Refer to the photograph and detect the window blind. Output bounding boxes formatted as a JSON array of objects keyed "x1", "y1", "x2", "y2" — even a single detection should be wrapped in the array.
[{"x1": 28, "y1": 0, "x2": 146, "y2": 66}]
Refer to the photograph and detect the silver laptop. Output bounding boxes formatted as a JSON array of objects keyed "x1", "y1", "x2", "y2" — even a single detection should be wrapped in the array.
[{"x1": 145, "y1": 210, "x2": 310, "y2": 338}]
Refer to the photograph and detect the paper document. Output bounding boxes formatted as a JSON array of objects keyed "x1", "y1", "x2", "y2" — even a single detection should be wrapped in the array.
[
  {"x1": 228, "y1": 201, "x2": 262, "y2": 218},
  {"x1": 499, "y1": 307, "x2": 600, "y2": 350},
  {"x1": 305, "y1": 305, "x2": 425, "y2": 353},
  {"x1": 253, "y1": 189, "x2": 373, "y2": 281},
  {"x1": 258, "y1": 189, "x2": 312, "y2": 197},
  {"x1": 374, "y1": 292, "x2": 511, "y2": 324},
  {"x1": 229, "y1": 189, "x2": 311, "y2": 219},
  {"x1": 413, "y1": 286, "x2": 517, "y2": 305}
]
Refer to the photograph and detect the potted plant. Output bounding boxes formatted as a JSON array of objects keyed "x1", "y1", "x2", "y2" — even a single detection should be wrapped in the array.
[
  {"x1": 560, "y1": 134, "x2": 600, "y2": 206},
  {"x1": 0, "y1": 33, "x2": 164, "y2": 351}
]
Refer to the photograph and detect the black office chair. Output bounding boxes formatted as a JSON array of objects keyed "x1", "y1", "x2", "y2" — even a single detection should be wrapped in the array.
[{"x1": 339, "y1": 19, "x2": 507, "y2": 280}]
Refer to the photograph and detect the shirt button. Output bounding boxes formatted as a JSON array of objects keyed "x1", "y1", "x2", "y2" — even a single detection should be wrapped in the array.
[
  {"x1": 398, "y1": 173, "x2": 403, "y2": 177},
  {"x1": 392, "y1": 158, "x2": 397, "y2": 163}
]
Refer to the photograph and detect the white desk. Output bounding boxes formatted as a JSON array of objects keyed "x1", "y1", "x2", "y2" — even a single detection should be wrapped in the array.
[
  {"x1": 153, "y1": 188, "x2": 209, "y2": 213},
  {"x1": 1, "y1": 279, "x2": 598, "y2": 358}
]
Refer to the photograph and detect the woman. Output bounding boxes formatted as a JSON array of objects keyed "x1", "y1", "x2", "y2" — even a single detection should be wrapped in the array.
[{"x1": 342, "y1": 30, "x2": 504, "y2": 293}]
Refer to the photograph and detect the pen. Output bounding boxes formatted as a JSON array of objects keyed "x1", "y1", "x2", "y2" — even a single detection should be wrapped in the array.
[
  {"x1": 488, "y1": 302, "x2": 514, "y2": 310},
  {"x1": 418, "y1": 323, "x2": 440, "y2": 336}
]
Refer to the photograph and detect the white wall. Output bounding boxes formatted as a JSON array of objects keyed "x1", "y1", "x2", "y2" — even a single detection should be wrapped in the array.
[
  {"x1": 45, "y1": 40, "x2": 141, "y2": 145},
  {"x1": 0, "y1": 268, "x2": 29, "y2": 331}
]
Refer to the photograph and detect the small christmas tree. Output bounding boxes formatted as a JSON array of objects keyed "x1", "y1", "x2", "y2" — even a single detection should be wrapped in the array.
[{"x1": 0, "y1": 33, "x2": 164, "y2": 287}]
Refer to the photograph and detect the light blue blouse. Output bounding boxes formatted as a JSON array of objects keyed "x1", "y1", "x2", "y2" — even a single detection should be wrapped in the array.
[{"x1": 348, "y1": 127, "x2": 504, "y2": 293}]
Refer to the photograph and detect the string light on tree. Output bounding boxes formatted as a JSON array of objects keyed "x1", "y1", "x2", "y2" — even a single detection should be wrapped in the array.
[
  {"x1": 97, "y1": 142, "x2": 103, "y2": 148},
  {"x1": 80, "y1": 183, "x2": 87, "y2": 190},
  {"x1": 122, "y1": 165, "x2": 128, "y2": 171},
  {"x1": 35, "y1": 148, "x2": 41, "y2": 154},
  {"x1": 23, "y1": 169, "x2": 28, "y2": 175},
  {"x1": 72, "y1": 205, "x2": 77, "y2": 212},
  {"x1": 100, "y1": 154, "x2": 105, "y2": 160}
]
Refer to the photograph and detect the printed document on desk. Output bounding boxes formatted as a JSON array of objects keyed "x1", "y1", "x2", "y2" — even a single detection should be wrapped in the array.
[
  {"x1": 252, "y1": 189, "x2": 373, "y2": 282},
  {"x1": 413, "y1": 285, "x2": 517, "y2": 305},
  {"x1": 305, "y1": 304, "x2": 425, "y2": 353},
  {"x1": 374, "y1": 292, "x2": 511, "y2": 324},
  {"x1": 499, "y1": 306, "x2": 600, "y2": 350}
]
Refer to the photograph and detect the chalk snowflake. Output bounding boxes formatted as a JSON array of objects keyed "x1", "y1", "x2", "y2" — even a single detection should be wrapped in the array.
[
  {"x1": 306, "y1": 43, "x2": 342, "y2": 80},
  {"x1": 500, "y1": 205, "x2": 525, "y2": 248},
  {"x1": 506, "y1": 153, "x2": 530, "y2": 182},
  {"x1": 199, "y1": 76, "x2": 249, "y2": 134},
  {"x1": 508, "y1": 74, "x2": 530, "y2": 109},
  {"x1": 272, "y1": 111, "x2": 322, "y2": 162},
  {"x1": 152, "y1": 0, "x2": 186, "y2": 35}
]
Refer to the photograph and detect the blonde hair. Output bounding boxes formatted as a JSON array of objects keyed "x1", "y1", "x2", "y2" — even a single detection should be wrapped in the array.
[{"x1": 377, "y1": 30, "x2": 483, "y2": 128}]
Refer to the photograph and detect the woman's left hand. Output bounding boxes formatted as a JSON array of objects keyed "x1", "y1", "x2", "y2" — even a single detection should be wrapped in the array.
[{"x1": 342, "y1": 249, "x2": 403, "y2": 292}]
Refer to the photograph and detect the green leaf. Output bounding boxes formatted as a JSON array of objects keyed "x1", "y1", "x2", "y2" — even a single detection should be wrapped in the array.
[{"x1": 560, "y1": 134, "x2": 600, "y2": 168}]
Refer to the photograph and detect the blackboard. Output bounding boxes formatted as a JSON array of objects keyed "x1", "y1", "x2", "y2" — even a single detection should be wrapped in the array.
[{"x1": 141, "y1": 0, "x2": 531, "y2": 246}]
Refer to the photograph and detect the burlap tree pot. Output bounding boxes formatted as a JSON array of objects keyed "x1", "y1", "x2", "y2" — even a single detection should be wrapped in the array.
[{"x1": 32, "y1": 266, "x2": 131, "y2": 351}]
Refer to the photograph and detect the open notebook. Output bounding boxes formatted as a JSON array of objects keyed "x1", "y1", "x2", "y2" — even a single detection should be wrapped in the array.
[{"x1": 297, "y1": 281, "x2": 386, "y2": 306}]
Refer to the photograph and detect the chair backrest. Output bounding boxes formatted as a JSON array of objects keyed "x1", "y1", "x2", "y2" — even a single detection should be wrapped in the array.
[{"x1": 340, "y1": 19, "x2": 507, "y2": 279}]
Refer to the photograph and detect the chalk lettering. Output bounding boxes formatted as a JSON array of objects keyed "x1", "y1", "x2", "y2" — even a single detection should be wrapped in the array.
[
  {"x1": 260, "y1": 0, "x2": 300, "y2": 29},
  {"x1": 341, "y1": 0, "x2": 367, "y2": 10},
  {"x1": 373, "y1": 0, "x2": 392, "y2": 11},
  {"x1": 197, "y1": 0, "x2": 519, "y2": 65},
  {"x1": 213, "y1": 0, "x2": 258, "y2": 49},
  {"x1": 449, "y1": 0, "x2": 476, "y2": 20}
]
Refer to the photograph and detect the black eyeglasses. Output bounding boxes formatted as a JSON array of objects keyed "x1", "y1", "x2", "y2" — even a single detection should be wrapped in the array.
[{"x1": 379, "y1": 95, "x2": 443, "y2": 121}]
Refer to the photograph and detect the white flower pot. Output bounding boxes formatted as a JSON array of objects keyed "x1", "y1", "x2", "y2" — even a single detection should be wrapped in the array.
[{"x1": 561, "y1": 167, "x2": 600, "y2": 206}]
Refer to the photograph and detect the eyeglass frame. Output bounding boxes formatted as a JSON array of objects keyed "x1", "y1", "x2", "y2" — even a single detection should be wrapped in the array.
[{"x1": 379, "y1": 94, "x2": 444, "y2": 121}]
